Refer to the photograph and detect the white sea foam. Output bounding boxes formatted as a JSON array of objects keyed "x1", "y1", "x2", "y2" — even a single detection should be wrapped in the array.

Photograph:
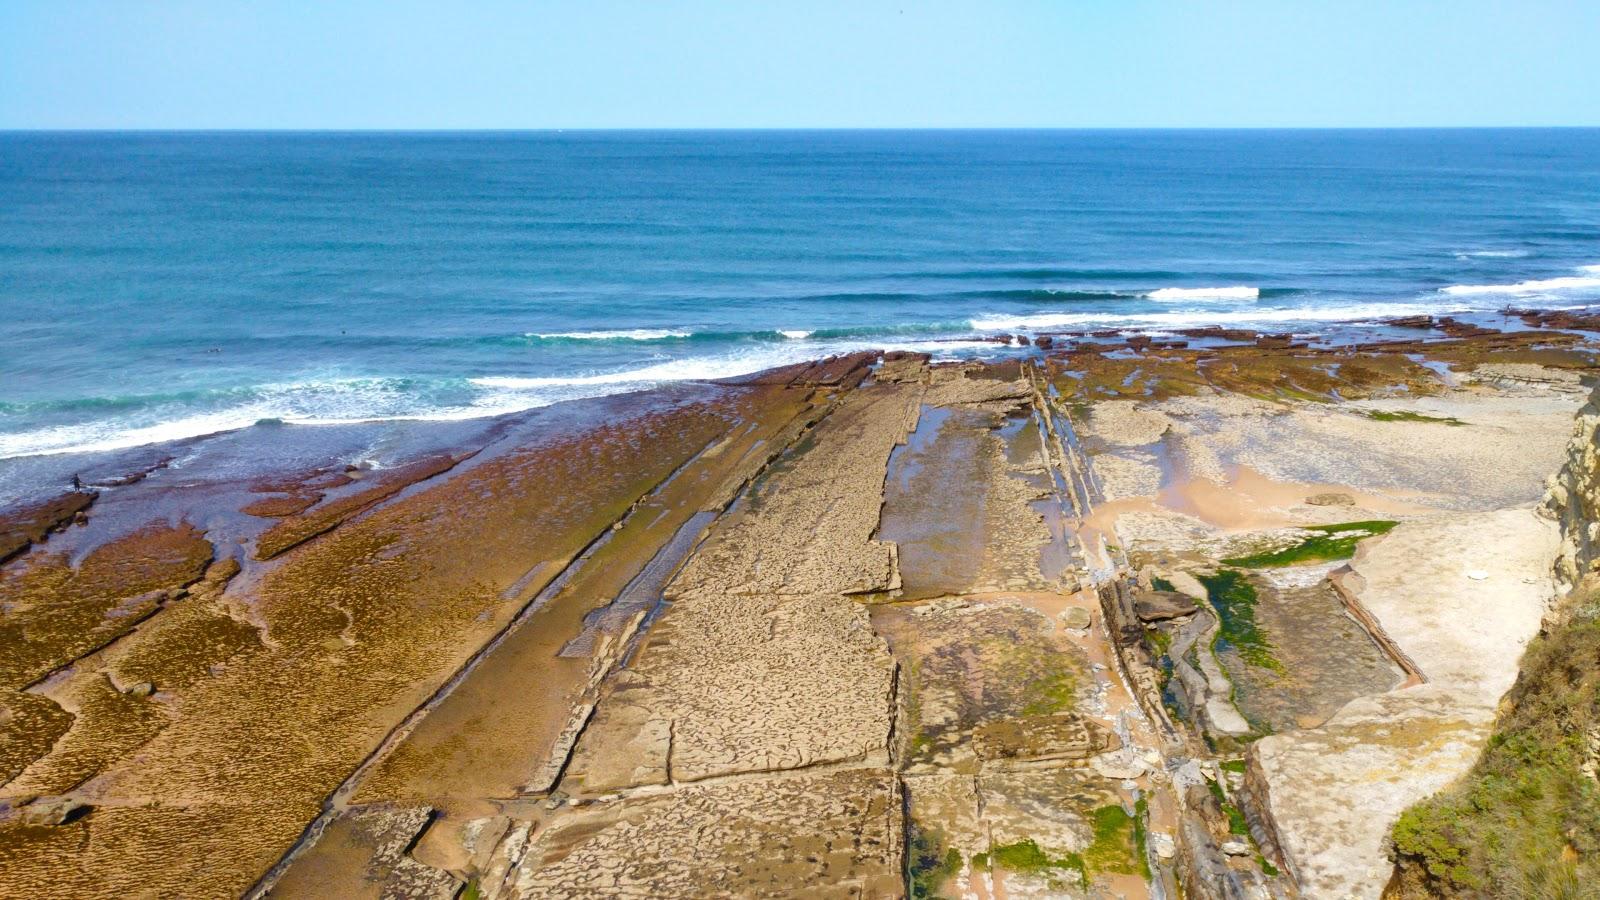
[
  {"x1": 1439, "y1": 275, "x2": 1600, "y2": 296},
  {"x1": 779, "y1": 329, "x2": 814, "y2": 339},
  {"x1": 529, "y1": 328, "x2": 693, "y2": 340},
  {"x1": 5, "y1": 338, "x2": 997, "y2": 458},
  {"x1": 969, "y1": 301, "x2": 1474, "y2": 333},
  {"x1": 0, "y1": 410, "x2": 273, "y2": 459},
  {"x1": 1145, "y1": 286, "x2": 1260, "y2": 301},
  {"x1": 471, "y1": 352, "x2": 802, "y2": 390}
]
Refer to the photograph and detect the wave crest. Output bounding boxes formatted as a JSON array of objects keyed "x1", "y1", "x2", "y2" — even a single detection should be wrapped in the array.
[{"x1": 1146, "y1": 286, "x2": 1260, "y2": 301}]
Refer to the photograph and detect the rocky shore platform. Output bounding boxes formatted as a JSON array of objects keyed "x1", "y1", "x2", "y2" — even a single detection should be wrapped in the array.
[{"x1": 2, "y1": 313, "x2": 1598, "y2": 899}]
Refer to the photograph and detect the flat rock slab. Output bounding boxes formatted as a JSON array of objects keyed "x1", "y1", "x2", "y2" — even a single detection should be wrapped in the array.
[
  {"x1": 1339, "y1": 508, "x2": 1557, "y2": 702},
  {"x1": 502, "y1": 769, "x2": 903, "y2": 898},
  {"x1": 562, "y1": 385, "x2": 918, "y2": 792},
  {"x1": 1254, "y1": 687, "x2": 1494, "y2": 900},
  {"x1": 972, "y1": 713, "x2": 1118, "y2": 765},
  {"x1": 561, "y1": 592, "x2": 897, "y2": 790}
]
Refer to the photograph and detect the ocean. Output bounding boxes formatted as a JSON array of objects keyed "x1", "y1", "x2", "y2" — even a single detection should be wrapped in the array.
[{"x1": 3, "y1": 128, "x2": 1599, "y2": 459}]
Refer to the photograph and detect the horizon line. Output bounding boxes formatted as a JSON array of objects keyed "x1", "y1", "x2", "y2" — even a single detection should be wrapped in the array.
[{"x1": 5, "y1": 124, "x2": 1600, "y2": 135}]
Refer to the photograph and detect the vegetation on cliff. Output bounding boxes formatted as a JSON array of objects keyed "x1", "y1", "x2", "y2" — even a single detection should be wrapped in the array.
[{"x1": 1390, "y1": 585, "x2": 1600, "y2": 897}]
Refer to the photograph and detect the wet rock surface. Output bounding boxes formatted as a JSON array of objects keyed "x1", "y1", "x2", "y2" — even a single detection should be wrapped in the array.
[{"x1": 0, "y1": 385, "x2": 791, "y2": 899}]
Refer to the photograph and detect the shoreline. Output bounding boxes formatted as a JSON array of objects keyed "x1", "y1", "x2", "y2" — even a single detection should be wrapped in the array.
[
  {"x1": 3, "y1": 304, "x2": 1593, "y2": 494},
  {"x1": 1, "y1": 313, "x2": 1597, "y2": 897}
]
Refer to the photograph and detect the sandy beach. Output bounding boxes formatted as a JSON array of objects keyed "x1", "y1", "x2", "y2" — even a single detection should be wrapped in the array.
[{"x1": 1, "y1": 312, "x2": 1598, "y2": 898}]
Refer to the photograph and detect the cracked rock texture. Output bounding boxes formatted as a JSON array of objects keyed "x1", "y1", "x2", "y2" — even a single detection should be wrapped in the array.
[
  {"x1": 503, "y1": 769, "x2": 904, "y2": 898},
  {"x1": 560, "y1": 384, "x2": 917, "y2": 794}
]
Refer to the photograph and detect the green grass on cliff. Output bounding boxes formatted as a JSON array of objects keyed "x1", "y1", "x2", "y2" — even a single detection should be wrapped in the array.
[
  {"x1": 1221, "y1": 520, "x2": 1398, "y2": 568},
  {"x1": 1390, "y1": 590, "x2": 1600, "y2": 896},
  {"x1": 1199, "y1": 569, "x2": 1284, "y2": 673}
]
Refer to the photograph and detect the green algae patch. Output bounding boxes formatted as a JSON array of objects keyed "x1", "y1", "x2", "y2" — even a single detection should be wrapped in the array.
[
  {"x1": 1391, "y1": 601, "x2": 1600, "y2": 896},
  {"x1": 1019, "y1": 666, "x2": 1077, "y2": 717},
  {"x1": 1144, "y1": 626, "x2": 1172, "y2": 660},
  {"x1": 1085, "y1": 804, "x2": 1150, "y2": 880},
  {"x1": 1134, "y1": 796, "x2": 1152, "y2": 879},
  {"x1": 1199, "y1": 569, "x2": 1284, "y2": 673},
  {"x1": 1219, "y1": 758, "x2": 1248, "y2": 775},
  {"x1": 908, "y1": 826, "x2": 962, "y2": 899},
  {"x1": 1150, "y1": 576, "x2": 1176, "y2": 592},
  {"x1": 990, "y1": 636, "x2": 1080, "y2": 718},
  {"x1": 1206, "y1": 777, "x2": 1250, "y2": 836},
  {"x1": 1363, "y1": 409, "x2": 1465, "y2": 426},
  {"x1": 979, "y1": 839, "x2": 1087, "y2": 888},
  {"x1": 1222, "y1": 520, "x2": 1398, "y2": 568}
]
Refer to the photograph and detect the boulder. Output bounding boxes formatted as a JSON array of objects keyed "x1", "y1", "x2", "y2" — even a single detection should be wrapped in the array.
[
  {"x1": 19, "y1": 796, "x2": 89, "y2": 826},
  {"x1": 1090, "y1": 752, "x2": 1149, "y2": 780},
  {"x1": 1134, "y1": 590, "x2": 1200, "y2": 622},
  {"x1": 1305, "y1": 491, "x2": 1356, "y2": 507},
  {"x1": 1058, "y1": 607, "x2": 1092, "y2": 630}
]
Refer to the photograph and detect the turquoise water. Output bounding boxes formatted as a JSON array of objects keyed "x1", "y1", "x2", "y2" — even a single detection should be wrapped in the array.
[{"x1": 3, "y1": 129, "x2": 1599, "y2": 458}]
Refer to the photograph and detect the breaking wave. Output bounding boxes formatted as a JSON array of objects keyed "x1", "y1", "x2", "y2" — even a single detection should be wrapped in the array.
[
  {"x1": 1440, "y1": 276, "x2": 1600, "y2": 296},
  {"x1": 1145, "y1": 286, "x2": 1260, "y2": 301}
]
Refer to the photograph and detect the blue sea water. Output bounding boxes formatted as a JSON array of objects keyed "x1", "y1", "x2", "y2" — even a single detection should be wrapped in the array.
[{"x1": 3, "y1": 129, "x2": 1600, "y2": 458}]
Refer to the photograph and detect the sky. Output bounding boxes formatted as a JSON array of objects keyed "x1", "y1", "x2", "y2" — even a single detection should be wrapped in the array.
[{"x1": 2, "y1": 0, "x2": 1598, "y2": 129}]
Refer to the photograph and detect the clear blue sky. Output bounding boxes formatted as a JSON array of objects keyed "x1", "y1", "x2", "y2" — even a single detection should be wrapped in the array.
[{"x1": 3, "y1": 0, "x2": 1597, "y2": 129}]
